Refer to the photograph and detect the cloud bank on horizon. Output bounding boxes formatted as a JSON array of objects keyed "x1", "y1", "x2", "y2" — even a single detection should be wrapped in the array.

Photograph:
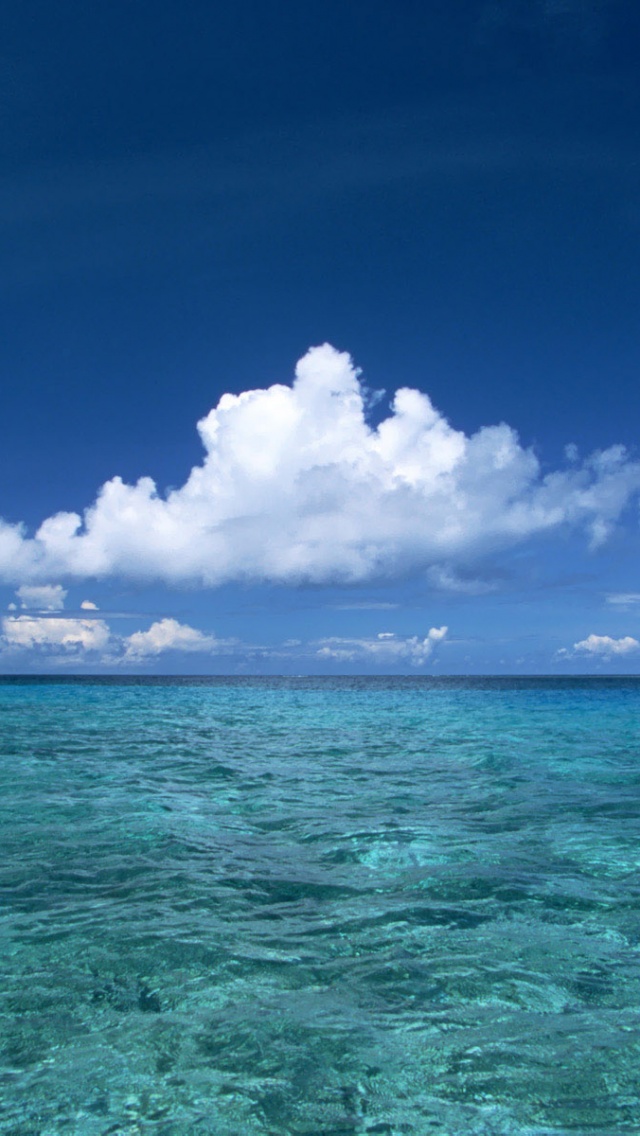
[
  {"x1": 1, "y1": 611, "x2": 224, "y2": 663},
  {"x1": 2, "y1": 344, "x2": 639, "y2": 588},
  {"x1": 0, "y1": 587, "x2": 449, "y2": 668}
]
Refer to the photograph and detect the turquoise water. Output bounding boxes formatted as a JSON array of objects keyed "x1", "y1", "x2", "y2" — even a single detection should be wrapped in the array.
[{"x1": 0, "y1": 677, "x2": 639, "y2": 1136}]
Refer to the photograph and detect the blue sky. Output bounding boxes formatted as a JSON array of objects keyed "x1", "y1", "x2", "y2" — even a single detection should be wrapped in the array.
[{"x1": 1, "y1": 0, "x2": 640, "y2": 673}]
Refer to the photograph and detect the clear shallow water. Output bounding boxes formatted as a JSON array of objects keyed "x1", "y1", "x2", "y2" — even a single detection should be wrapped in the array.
[{"x1": 0, "y1": 676, "x2": 639, "y2": 1136}]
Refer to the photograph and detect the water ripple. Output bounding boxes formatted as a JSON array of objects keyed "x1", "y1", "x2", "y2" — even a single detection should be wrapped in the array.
[{"x1": 0, "y1": 676, "x2": 639, "y2": 1134}]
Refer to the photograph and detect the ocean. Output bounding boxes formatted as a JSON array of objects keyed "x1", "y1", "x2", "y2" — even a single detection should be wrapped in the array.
[{"x1": 0, "y1": 676, "x2": 638, "y2": 1135}]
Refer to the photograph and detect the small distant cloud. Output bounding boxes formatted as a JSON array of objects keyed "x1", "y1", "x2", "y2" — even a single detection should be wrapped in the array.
[
  {"x1": 0, "y1": 608, "x2": 238, "y2": 667},
  {"x1": 317, "y1": 626, "x2": 448, "y2": 666},
  {"x1": 606, "y1": 593, "x2": 640, "y2": 607},
  {"x1": 565, "y1": 633, "x2": 640, "y2": 659},
  {"x1": 2, "y1": 615, "x2": 110, "y2": 653},
  {"x1": 80, "y1": 599, "x2": 99, "y2": 610},
  {"x1": 122, "y1": 617, "x2": 218, "y2": 661},
  {"x1": 16, "y1": 584, "x2": 67, "y2": 611},
  {"x1": 328, "y1": 602, "x2": 400, "y2": 611},
  {"x1": 427, "y1": 566, "x2": 496, "y2": 595}
]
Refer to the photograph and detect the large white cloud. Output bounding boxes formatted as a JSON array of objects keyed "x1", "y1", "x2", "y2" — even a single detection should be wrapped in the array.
[{"x1": 1, "y1": 344, "x2": 639, "y2": 587}]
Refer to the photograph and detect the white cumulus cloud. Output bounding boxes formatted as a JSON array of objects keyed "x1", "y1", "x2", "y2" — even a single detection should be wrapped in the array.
[
  {"x1": 2, "y1": 615, "x2": 110, "y2": 653},
  {"x1": 317, "y1": 626, "x2": 448, "y2": 665},
  {"x1": 0, "y1": 611, "x2": 226, "y2": 665},
  {"x1": 1, "y1": 344, "x2": 639, "y2": 588},
  {"x1": 572, "y1": 633, "x2": 640, "y2": 657},
  {"x1": 16, "y1": 584, "x2": 67, "y2": 611},
  {"x1": 121, "y1": 618, "x2": 218, "y2": 661},
  {"x1": 80, "y1": 599, "x2": 99, "y2": 610}
]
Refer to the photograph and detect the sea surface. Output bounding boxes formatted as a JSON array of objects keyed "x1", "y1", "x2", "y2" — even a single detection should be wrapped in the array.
[{"x1": 0, "y1": 676, "x2": 639, "y2": 1136}]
